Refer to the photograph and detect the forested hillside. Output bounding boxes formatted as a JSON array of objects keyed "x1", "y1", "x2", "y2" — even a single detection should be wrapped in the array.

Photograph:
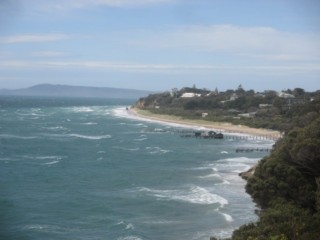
[
  {"x1": 135, "y1": 86, "x2": 319, "y2": 132},
  {"x1": 230, "y1": 113, "x2": 320, "y2": 240}
]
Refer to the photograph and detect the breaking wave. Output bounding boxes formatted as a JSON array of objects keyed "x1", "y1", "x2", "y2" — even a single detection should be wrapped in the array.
[{"x1": 137, "y1": 186, "x2": 228, "y2": 206}]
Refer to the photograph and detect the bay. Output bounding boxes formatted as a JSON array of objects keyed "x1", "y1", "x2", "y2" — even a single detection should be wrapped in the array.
[{"x1": 0, "y1": 96, "x2": 273, "y2": 240}]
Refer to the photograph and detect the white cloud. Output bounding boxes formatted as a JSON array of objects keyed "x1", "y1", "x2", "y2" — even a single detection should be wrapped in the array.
[
  {"x1": 27, "y1": 0, "x2": 175, "y2": 11},
  {"x1": 32, "y1": 51, "x2": 69, "y2": 57},
  {"x1": 84, "y1": 0, "x2": 175, "y2": 7},
  {"x1": 0, "y1": 33, "x2": 69, "y2": 44},
  {"x1": 129, "y1": 25, "x2": 320, "y2": 62},
  {"x1": 1, "y1": 60, "x2": 319, "y2": 75}
]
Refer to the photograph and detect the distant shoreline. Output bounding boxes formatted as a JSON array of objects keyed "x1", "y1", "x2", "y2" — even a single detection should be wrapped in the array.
[{"x1": 130, "y1": 107, "x2": 281, "y2": 139}]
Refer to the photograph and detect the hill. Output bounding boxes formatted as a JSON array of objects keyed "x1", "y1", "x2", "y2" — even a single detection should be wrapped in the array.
[
  {"x1": 0, "y1": 84, "x2": 152, "y2": 99},
  {"x1": 135, "y1": 86, "x2": 320, "y2": 132}
]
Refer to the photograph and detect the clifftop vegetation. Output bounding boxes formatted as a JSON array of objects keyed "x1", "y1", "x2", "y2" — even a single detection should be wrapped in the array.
[
  {"x1": 229, "y1": 114, "x2": 320, "y2": 240},
  {"x1": 136, "y1": 86, "x2": 320, "y2": 239},
  {"x1": 135, "y1": 86, "x2": 320, "y2": 132}
]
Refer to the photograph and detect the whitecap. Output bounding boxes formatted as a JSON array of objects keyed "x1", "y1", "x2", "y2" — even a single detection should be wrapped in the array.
[
  {"x1": 69, "y1": 134, "x2": 112, "y2": 140},
  {"x1": 125, "y1": 223, "x2": 134, "y2": 230},
  {"x1": 35, "y1": 156, "x2": 64, "y2": 160},
  {"x1": 143, "y1": 220, "x2": 181, "y2": 225},
  {"x1": 115, "y1": 221, "x2": 135, "y2": 230},
  {"x1": 134, "y1": 137, "x2": 148, "y2": 141},
  {"x1": 137, "y1": 186, "x2": 228, "y2": 206},
  {"x1": 71, "y1": 107, "x2": 95, "y2": 113},
  {"x1": 43, "y1": 126, "x2": 66, "y2": 131},
  {"x1": 212, "y1": 157, "x2": 260, "y2": 173},
  {"x1": 42, "y1": 161, "x2": 60, "y2": 165},
  {"x1": 23, "y1": 224, "x2": 64, "y2": 233},
  {"x1": 82, "y1": 122, "x2": 98, "y2": 125},
  {"x1": 0, "y1": 134, "x2": 38, "y2": 140},
  {"x1": 117, "y1": 236, "x2": 142, "y2": 240},
  {"x1": 113, "y1": 147, "x2": 140, "y2": 151},
  {"x1": 220, "y1": 212, "x2": 234, "y2": 222},
  {"x1": 199, "y1": 173, "x2": 222, "y2": 179},
  {"x1": 221, "y1": 151, "x2": 228, "y2": 154},
  {"x1": 145, "y1": 146, "x2": 172, "y2": 155}
]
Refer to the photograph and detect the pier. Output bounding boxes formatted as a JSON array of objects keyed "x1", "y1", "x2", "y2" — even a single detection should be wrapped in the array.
[
  {"x1": 146, "y1": 128, "x2": 281, "y2": 141},
  {"x1": 235, "y1": 148, "x2": 272, "y2": 153}
]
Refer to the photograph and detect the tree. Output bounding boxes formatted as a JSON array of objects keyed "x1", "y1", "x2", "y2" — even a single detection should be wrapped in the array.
[
  {"x1": 184, "y1": 100, "x2": 199, "y2": 110},
  {"x1": 293, "y1": 88, "x2": 305, "y2": 97},
  {"x1": 236, "y1": 84, "x2": 245, "y2": 95}
]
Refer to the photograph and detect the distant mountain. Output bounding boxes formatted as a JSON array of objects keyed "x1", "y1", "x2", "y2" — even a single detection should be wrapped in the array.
[{"x1": 0, "y1": 84, "x2": 153, "y2": 99}]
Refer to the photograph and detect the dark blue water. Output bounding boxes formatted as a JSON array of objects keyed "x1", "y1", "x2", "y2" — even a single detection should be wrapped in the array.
[{"x1": 0, "y1": 96, "x2": 273, "y2": 240}]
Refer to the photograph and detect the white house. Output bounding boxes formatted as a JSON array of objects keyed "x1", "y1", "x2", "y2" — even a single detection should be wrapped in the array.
[
  {"x1": 259, "y1": 104, "x2": 272, "y2": 108},
  {"x1": 238, "y1": 112, "x2": 257, "y2": 118},
  {"x1": 181, "y1": 92, "x2": 201, "y2": 98},
  {"x1": 278, "y1": 92, "x2": 295, "y2": 99}
]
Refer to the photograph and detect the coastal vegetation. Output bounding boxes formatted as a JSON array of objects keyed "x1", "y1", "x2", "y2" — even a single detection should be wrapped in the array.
[
  {"x1": 136, "y1": 86, "x2": 320, "y2": 240},
  {"x1": 135, "y1": 85, "x2": 319, "y2": 132},
  {"x1": 230, "y1": 114, "x2": 320, "y2": 240}
]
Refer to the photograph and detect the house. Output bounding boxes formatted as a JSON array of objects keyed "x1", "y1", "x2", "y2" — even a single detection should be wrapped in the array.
[
  {"x1": 230, "y1": 93, "x2": 238, "y2": 101},
  {"x1": 255, "y1": 93, "x2": 266, "y2": 98},
  {"x1": 220, "y1": 93, "x2": 239, "y2": 104},
  {"x1": 181, "y1": 92, "x2": 201, "y2": 98},
  {"x1": 278, "y1": 92, "x2": 295, "y2": 99},
  {"x1": 238, "y1": 112, "x2": 257, "y2": 118},
  {"x1": 259, "y1": 104, "x2": 272, "y2": 108}
]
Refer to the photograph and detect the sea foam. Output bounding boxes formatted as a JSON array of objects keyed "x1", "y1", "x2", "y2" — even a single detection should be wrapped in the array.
[
  {"x1": 138, "y1": 186, "x2": 228, "y2": 206},
  {"x1": 220, "y1": 212, "x2": 234, "y2": 222},
  {"x1": 69, "y1": 133, "x2": 112, "y2": 140}
]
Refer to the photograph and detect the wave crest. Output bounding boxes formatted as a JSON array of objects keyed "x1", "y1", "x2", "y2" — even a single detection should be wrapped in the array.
[{"x1": 137, "y1": 186, "x2": 228, "y2": 206}]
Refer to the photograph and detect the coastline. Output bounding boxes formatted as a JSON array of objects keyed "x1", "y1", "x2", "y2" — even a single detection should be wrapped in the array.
[{"x1": 130, "y1": 107, "x2": 281, "y2": 139}]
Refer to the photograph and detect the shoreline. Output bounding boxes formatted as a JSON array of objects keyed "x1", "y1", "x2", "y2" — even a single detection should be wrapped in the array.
[{"x1": 130, "y1": 107, "x2": 281, "y2": 139}]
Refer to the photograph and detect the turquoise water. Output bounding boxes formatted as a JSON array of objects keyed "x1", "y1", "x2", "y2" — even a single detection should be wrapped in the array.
[{"x1": 0, "y1": 96, "x2": 273, "y2": 240}]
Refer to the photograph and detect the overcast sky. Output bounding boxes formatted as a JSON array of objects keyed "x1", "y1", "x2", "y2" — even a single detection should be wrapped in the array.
[{"x1": 0, "y1": 0, "x2": 319, "y2": 91}]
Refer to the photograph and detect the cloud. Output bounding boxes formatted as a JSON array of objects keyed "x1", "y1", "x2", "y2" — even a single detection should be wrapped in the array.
[
  {"x1": 128, "y1": 25, "x2": 320, "y2": 62},
  {"x1": 1, "y1": 60, "x2": 319, "y2": 75},
  {"x1": 0, "y1": 33, "x2": 69, "y2": 44},
  {"x1": 28, "y1": 0, "x2": 175, "y2": 11},
  {"x1": 84, "y1": 0, "x2": 175, "y2": 7},
  {"x1": 32, "y1": 51, "x2": 69, "y2": 57}
]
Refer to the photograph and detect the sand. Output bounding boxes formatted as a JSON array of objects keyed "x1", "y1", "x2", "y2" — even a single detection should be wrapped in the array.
[{"x1": 130, "y1": 108, "x2": 281, "y2": 139}]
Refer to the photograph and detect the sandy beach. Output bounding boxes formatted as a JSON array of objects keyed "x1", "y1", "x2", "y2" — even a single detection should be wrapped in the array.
[{"x1": 130, "y1": 107, "x2": 281, "y2": 139}]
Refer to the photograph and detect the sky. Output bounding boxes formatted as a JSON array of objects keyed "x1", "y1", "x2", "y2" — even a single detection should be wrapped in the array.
[{"x1": 0, "y1": 0, "x2": 319, "y2": 92}]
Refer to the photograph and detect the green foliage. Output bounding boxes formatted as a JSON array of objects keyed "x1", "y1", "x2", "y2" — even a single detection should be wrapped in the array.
[
  {"x1": 232, "y1": 202, "x2": 320, "y2": 240},
  {"x1": 246, "y1": 154, "x2": 316, "y2": 209},
  {"x1": 232, "y1": 116, "x2": 320, "y2": 240},
  {"x1": 184, "y1": 100, "x2": 199, "y2": 110},
  {"x1": 136, "y1": 86, "x2": 320, "y2": 132}
]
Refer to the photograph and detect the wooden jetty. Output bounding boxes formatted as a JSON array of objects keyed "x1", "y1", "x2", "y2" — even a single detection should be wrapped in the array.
[{"x1": 180, "y1": 131, "x2": 223, "y2": 139}]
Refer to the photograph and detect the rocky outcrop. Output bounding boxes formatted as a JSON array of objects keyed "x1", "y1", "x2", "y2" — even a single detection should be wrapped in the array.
[{"x1": 239, "y1": 165, "x2": 257, "y2": 180}]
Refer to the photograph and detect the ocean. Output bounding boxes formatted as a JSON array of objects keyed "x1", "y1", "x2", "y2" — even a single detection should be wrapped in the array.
[{"x1": 0, "y1": 96, "x2": 273, "y2": 240}]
